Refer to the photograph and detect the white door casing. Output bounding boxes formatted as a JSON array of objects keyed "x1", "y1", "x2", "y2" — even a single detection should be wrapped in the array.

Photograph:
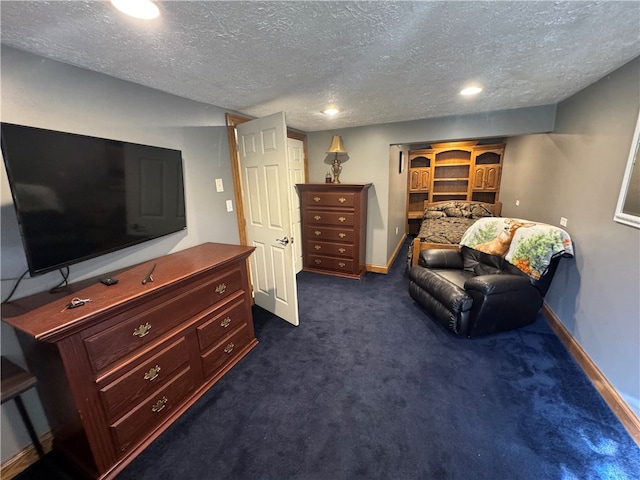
[
  {"x1": 237, "y1": 112, "x2": 299, "y2": 326},
  {"x1": 287, "y1": 137, "x2": 305, "y2": 273}
]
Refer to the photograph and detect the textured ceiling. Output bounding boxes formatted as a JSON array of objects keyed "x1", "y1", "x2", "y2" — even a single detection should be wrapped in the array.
[{"x1": 1, "y1": 1, "x2": 639, "y2": 132}]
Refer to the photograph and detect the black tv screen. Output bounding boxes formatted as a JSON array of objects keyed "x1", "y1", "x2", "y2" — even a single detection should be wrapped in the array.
[{"x1": 1, "y1": 123, "x2": 187, "y2": 276}]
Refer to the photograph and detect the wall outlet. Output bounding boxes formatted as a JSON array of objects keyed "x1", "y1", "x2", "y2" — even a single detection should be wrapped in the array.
[
  {"x1": 560, "y1": 217, "x2": 568, "y2": 227},
  {"x1": 226, "y1": 199, "x2": 233, "y2": 212},
  {"x1": 515, "y1": 200, "x2": 520, "y2": 206},
  {"x1": 215, "y1": 178, "x2": 224, "y2": 192},
  {"x1": 395, "y1": 226, "x2": 399, "y2": 235}
]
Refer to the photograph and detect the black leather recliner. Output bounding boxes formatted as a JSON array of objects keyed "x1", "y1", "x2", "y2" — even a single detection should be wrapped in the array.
[{"x1": 408, "y1": 246, "x2": 563, "y2": 337}]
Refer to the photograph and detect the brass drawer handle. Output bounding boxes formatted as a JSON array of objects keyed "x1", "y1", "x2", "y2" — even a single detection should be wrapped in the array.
[
  {"x1": 338, "y1": 248, "x2": 346, "y2": 254},
  {"x1": 221, "y1": 316, "x2": 232, "y2": 328},
  {"x1": 314, "y1": 215, "x2": 321, "y2": 220},
  {"x1": 339, "y1": 233, "x2": 346, "y2": 238},
  {"x1": 338, "y1": 262, "x2": 346, "y2": 268},
  {"x1": 314, "y1": 245, "x2": 322, "y2": 250},
  {"x1": 151, "y1": 396, "x2": 168, "y2": 413},
  {"x1": 338, "y1": 217, "x2": 346, "y2": 222},
  {"x1": 215, "y1": 283, "x2": 227, "y2": 295},
  {"x1": 133, "y1": 323, "x2": 152, "y2": 338},
  {"x1": 313, "y1": 196, "x2": 321, "y2": 202},
  {"x1": 314, "y1": 230, "x2": 322, "y2": 236},
  {"x1": 224, "y1": 342, "x2": 235, "y2": 354},
  {"x1": 144, "y1": 365, "x2": 161, "y2": 381},
  {"x1": 339, "y1": 197, "x2": 346, "y2": 203},
  {"x1": 314, "y1": 259, "x2": 322, "y2": 265}
]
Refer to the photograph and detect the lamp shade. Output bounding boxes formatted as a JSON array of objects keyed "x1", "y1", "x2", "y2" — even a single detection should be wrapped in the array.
[{"x1": 326, "y1": 135, "x2": 347, "y2": 154}]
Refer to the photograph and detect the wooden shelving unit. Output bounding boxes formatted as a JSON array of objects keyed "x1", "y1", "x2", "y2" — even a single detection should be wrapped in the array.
[{"x1": 406, "y1": 141, "x2": 505, "y2": 233}]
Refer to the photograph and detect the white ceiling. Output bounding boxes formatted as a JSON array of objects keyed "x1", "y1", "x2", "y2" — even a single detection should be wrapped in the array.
[{"x1": 1, "y1": 1, "x2": 639, "y2": 132}]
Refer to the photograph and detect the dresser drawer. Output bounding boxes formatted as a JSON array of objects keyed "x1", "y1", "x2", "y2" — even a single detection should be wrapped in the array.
[
  {"x1": 304, "y1": 211, "x2": 354, "y2": 227},
  {"x1": 302, "y1": 191, "x2": 355, "y2": 208},
  {"x1": 196, "y1": 296, "x2": 249, "y2": 351},
  {"x1": 306, "y1": 241, "x2": 354, "y2": 258},
  {"x1": 304, "y1": 226, "x2": 355, "y2": 243},
  {"x1": 201, "y1": 323, "x2": 251, "y2": 378},
  {"x1": 306, "y1": 255, "x2": 355, "y2": 273},
  {"x1": 84, "y1": 267, "x2": 243, "y2": 372},
  {"x1": 110, "y1": 366, "x2": 195, "y2": 453},
  {"x1": 99, "y1": 337, "x2": 190, "y2": 420}
]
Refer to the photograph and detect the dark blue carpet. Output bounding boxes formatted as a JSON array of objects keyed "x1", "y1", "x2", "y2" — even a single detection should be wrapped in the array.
[{"x1": 16, "y1": 241, "x2": 640, "y2": 479}]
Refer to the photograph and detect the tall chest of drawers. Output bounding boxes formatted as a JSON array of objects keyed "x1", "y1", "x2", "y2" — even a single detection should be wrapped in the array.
[
  {"x1": 296, "y1": 183, "x2": 372, "y2": 279},
  {"x1": 2, "y1": 243, "x2": 256, "y2": 479}
]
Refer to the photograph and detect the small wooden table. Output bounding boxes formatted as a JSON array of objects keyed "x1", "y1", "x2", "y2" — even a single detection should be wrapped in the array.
[{"x1": 1, "y1": 356, "x2": 44, "y2": 457}]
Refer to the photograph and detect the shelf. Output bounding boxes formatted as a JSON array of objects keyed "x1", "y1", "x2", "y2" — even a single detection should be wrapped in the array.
[
  {"x1": 408, "y1": 211, "x2": 423, "y2": 219},
  {"x1": 433, "y1": 178, "x2": 468, "y2": 182},
  {"x1": 434, "y1": 162, "x2": 471, "y2": 167}
]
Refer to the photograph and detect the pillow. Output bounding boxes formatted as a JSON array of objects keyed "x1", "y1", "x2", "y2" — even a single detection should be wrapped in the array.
[
  {"x1": 424, "y1": 210, "x2": 447, "y2": 219},
  {"x1": 469, "y1": 203, "x2": 495, "y2": 218}
]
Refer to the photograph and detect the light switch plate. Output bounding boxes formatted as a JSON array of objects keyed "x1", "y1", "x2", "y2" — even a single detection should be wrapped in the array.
[
  {"x1": 226, "y1": 199, "x2": 233, "y2": 212},
  {"x1": 215, "y1": 178, "x2": 224, "y2": 192}
]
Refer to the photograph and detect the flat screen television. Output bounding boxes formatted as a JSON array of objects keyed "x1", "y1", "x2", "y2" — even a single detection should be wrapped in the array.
[{"x1": 1, "y1": 123, "x2": 187, "y2": 276}]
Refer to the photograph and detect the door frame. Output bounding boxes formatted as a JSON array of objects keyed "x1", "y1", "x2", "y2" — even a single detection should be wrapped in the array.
[{"x1": 225, "y1": 113, "x2": 309, "y2": 249}]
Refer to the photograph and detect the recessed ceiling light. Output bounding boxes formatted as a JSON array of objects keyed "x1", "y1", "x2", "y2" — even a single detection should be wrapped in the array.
[
  {"x1": 322, "y1": 108, "x2": 340, "y2": 116},
  {"x1": 111, "y1": 0, "x2": 160, "y2": 20},
  {"x1": 460, "y1": 86, "x2": 483, "y2": 96}
]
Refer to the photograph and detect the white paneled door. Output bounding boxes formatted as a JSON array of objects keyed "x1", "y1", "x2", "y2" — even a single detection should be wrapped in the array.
[
  {"x1": 287, "y1": 137, "x2": 305, "y2": 273},
  {"x1": 237, "y1": 112, "x2": 299, "y2": 326}
]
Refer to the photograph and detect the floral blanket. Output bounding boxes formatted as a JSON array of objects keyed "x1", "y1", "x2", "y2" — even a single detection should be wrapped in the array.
[{"x1": 460, "y1": 217, "x2": 574, "y2": 280}]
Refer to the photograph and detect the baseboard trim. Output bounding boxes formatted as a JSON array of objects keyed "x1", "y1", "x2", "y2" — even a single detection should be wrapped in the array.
[
  {"x1": 366, "y1": 234, "x2": 407, "y2": 275},
  {"x1": 541, "y1": 303, "x2": 640, "y2": 447},
  {"x1": 1, "y1": 432, "x2": 54, "y2": 479}
]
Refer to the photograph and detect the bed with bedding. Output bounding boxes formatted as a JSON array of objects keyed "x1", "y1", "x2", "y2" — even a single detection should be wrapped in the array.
[{"x1": 408, "y1": 200, "x2": 501, "y2": 266}]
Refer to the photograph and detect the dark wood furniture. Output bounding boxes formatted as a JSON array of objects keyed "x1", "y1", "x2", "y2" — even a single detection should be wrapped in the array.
[
  {"x1": 2, "y1": 243, "x2": 256, "y2": 479},
  {"x1": 296, "y1": 183, "x2": 372, "y2": 279}
]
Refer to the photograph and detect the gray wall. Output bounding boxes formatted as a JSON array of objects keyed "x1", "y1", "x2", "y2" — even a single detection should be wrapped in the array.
[
  {"x1": 500, "y1": 58, "x2": 640, "y2": 417},
  {"x1": 0, "y1": 47, "x2": 239, "y2": 461},
  {"x1": 306, "y1": 106, "x2": 557, "y2": 268}
]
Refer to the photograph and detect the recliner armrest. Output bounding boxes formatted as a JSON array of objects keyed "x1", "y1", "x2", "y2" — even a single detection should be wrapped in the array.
[
  {"x1": 464, "y1": 274, "x2": 532, "y2": 295},
  {"x1": 419, "y1": 249, "x2": 463, "y2": 269}
]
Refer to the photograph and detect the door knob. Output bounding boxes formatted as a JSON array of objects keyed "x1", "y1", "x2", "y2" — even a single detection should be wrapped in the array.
[{"x1": 276, "y1": 237, "x2": 290, "y2": 246}]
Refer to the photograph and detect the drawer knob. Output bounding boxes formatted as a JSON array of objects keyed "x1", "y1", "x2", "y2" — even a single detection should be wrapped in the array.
[
  {"x1": 224, "y1": 342, "x2": 235, "y2": 354},
  {"x1": 215, "y1": 283, "x2": 227, "y2": 295},
  {"x1": 339, "y1": 197, "x2": 346, "y2": 203},
  {"x1": 314, "y1": 230, "x2": 322, "y2": 236},
  {"x1": 151, "y1": 396, "x2": 168, "y2": 413},
  {"x1": 338, "y1": 262, "x2": 346, "y2": 268},
  {"x1": 338, "y1": 217, "x2": 346, "y2": 222},
  {"x1": 313, "y1": 196, "x2": 321, "y2": 202},
  {"x1": 339, "y1": 233, "x2": 346, "y2": 238},
  {"x1": 338, "y1": 248, "x2": 346, "y2": 254},
  {"x1": 133, "y1": 323, "x2": 152, "y2": 338},
  {"x1": 314, "y1": 215, "x2": 321, "y2": 220},
  {"x1": 144, "y1": 365, "x2": 161, "y2": 381},
  {"x1": 220, "y1": 317, "x2": 232, "y2": 328},
  {"x1": 315, "y1": 259, "x2": 322, "y2": 265},
  {"x1": 314, "y1": 245, "x2": 322, "y2": 250}
]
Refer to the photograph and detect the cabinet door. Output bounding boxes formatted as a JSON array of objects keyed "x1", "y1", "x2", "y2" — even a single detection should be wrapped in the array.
[
  {"x1": 472, "y1": 167, "x2": 485, "y2": 189},
  {"x1": 484, "y1": 166, "x2": 500, "y2": 190},
  {"x1": 409, "y1": 168, "x2": 430, "y2": 192},
  {"x1": 409, "y1": 170, "x2": 421, "y2": 191},
  {"x1": 472, "y1": 165, "x2": 501, "y2": 191},
  {"x1": 419, "y1": 169, "x2": 430, "y2": 190}
]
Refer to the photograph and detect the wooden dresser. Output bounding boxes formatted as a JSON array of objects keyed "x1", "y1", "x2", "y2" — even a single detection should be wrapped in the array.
[
  {"x1": 2, "y1": 243, "x2": 256, "y2": 479},
  {"x1": 296, "y1": 183, "x2": 372, "y2": 279}
]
